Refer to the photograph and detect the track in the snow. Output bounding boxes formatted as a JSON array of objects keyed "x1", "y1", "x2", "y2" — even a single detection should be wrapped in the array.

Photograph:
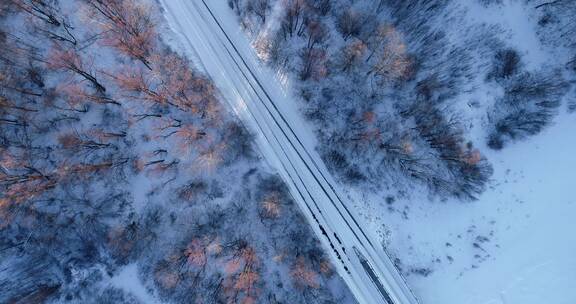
[{"x1": 197, "y1": 0, "x2": 375, "y2": 252}]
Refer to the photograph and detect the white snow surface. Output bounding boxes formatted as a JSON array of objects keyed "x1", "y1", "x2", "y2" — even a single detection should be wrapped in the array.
[
  {"x1": 461, "y1": 0, "x2": 550, "y2": 69},
  {"x1": 110, "y1": 264, "x2": 161, "y2": 304},
  {"x1": 383, "y1": 113, "x2": 576, "y2": 304}
]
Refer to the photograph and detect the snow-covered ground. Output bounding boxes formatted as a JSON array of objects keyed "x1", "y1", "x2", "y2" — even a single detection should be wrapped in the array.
[
  {"x1": 374, "y1": 2, "x2": 576, "y2": 303},
  {"x1": 110, "y1": 264, "x2": 159, "y2": 304},
  {"x1": 379, "y1": 112, "x2": 576, "y2": 303}
]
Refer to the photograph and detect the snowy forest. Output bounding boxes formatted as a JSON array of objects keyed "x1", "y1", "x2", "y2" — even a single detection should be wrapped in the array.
[
  {"x1": 1, "y1": 0, "x2": 576, "y2": 303},
  {"x1": 230, "y1": 0, "x2": 575, "y2": 199},
  {"x1": 0, "y1": 0, "x2": 355, "y2": 303}
]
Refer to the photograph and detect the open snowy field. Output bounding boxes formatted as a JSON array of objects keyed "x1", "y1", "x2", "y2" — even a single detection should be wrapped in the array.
[{"x1": 380, "y1": 112, "x2": 576, "y2": 303}]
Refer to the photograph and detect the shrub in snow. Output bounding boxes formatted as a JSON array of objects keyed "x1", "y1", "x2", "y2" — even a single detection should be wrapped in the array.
[
  {"x1": 486, "y1": 48, "x2": 523, "y2": 81},
  {"x1": 487, "y1": 70, "x2": 570, "y2": 149}
]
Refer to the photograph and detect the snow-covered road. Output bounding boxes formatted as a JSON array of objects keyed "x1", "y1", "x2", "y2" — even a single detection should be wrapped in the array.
[{"x1": 159, "y1": 0, "x2": 420, "y2": 303}]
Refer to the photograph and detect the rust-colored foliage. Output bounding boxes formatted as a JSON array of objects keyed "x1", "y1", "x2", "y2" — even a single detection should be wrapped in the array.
[
  {"x1": 155, "y1": 266, "x2": 180, "y2": 290},
  {"x1": 0, "y1": 198, "x2": 13, "y2": 229},
  {"x1": 57, "y1": 81, "x2": 119, "y2": 108},
  {"x1": 193, "y1": 145, "x2": 224, "y2": 173},
  {"x1": 461, "y1": 148, "x2": 482, "y2": 166},
  {"x1": 46, "y1": 43, "x2": 106, "y2": 92},
  {"x1": 369, "y1": 25, "x2": 412, "y2": 81},
  {"x1": 301, "y1": 48, "x2": 328, "y2": 80},
  {"x1": 46, "y1": 45, "x2": 82, "y2": 73},
  {"x1": 281, "y1": 0, "x2": 306, "y2": 37},
  {"x1": 185, "y1": 238, "x2": 208, "y2": 267},
  {"x1": 319, "y1": 260, "x2": 333, "y2": 276},
  {"x1": 57, "y1": 131, "x2": 112, "y2": 152},
  {"x1": 341, "y1": 39, "x2": 367, "y2": 71},
  {"x1": 290, "y1": 257, "x2": 320, "y2": 289},
  {"x1": 114, "y1": 66, "x2": 163, "y2": 106},
  {"x1": 222, "y1": 245, "x2": 261, "y2": 304},
  {"x1": 114, "y1": 53, "x2": 221, "y2": 117},
  {"x1": 1, "y1": 149, "x2": 58, "y2": 206},
  {"x1": 174, "y1": 124, "x2": 208, "y2": 155},
  {"x1": 261, "y1": 194, "x2": 281, "y2": 218},
  {"x1": 225, "y1": 257, "x2": 242, "y2": 275},
  {"x1": 362, "y1": 111, "x2": 376, "y2": 124},
  {"x1": 107, "y1": 224, "x2": 137, "y2": 259},
  {"x1": 401, "y1": 139, "x2": 414, "y2": 154},
  {"x1": 86, "y1": 0, "x2": 156, "y2": 69},
  {"x1": 150, "y1": 53, "x2": 220, "y2": 116},
  {"x1": 58, "y1": 132, "x2": 82, "y2": 149}
]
